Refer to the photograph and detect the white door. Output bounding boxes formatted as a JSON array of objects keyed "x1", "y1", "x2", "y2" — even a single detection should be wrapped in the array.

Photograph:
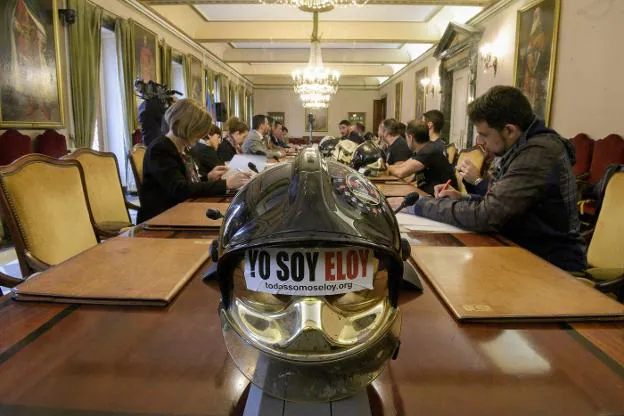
[{"x1": 450, "y1": 67, "x2": 470, "y2": 149}]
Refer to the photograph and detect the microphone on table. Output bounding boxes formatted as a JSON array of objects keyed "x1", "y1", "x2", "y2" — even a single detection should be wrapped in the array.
[
  {"x1": 206, "y1": 208, "x2": 224, "y2": 220},
  {"x1": 393, "y1": 192, "x2": 420, "y2": 214},
  {"x1": 247, "y1": 162, "x2": 259, "y2": 173}
]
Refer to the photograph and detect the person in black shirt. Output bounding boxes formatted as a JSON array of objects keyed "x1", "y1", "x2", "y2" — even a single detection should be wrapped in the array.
[
  {"x1": 191, "y1": 124, "x2": 224, "y2": 178},
  {"x1": 422, "y1": 110, "x2": 447, "y2": 154},
  {"x1": 218, "y1": 119, "x2": 249, "y2": 162},
  {"x1": 338, "y1": 120, "x2": 363, "y2": 144},
  {"x1": 379, "y1": 118, "x2": 412, "y2": 165},
  {"x1": 138, "y1": 99, "x2": 250, "y2": 223},
  {"x1": 388, "y1": 120, "x2": 457, "y2": 195}
]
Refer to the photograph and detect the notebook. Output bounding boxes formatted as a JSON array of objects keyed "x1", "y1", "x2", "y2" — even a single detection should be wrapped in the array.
[
  {"x1": 410, "y1": 246, "x2": 624, "y2": 322},
  {"x1": 144, "y1": 202, "x2": 229, "y2": 230},
  {"x1": 12, "y1": 238, "x2": 212, "y2": 307}
]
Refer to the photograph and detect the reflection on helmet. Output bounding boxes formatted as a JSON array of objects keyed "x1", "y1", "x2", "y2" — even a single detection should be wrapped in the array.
[
  {"x1": 351, "y1": 141, "x2": 388, "y2": 177},
  {"x1": 332, "y1": 139, "x2": 359, "y2": 165},
  {"x1": 318, "y1": 136, "x2": 339, "y2": 157},
  {"x1": 216, "y1": 148, "x2": 404, "y2": 402}
]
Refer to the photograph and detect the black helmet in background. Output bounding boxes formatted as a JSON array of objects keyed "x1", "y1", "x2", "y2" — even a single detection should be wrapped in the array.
[
  {"x1": 318, "y1": 136, "x2": 339, "y2": 157},
  {"x1": 351, "y1": 140, "x2": 387, "y2": 176},
  {"x1": 215, "y1": 148, "x2": 407, "y2": 402}
]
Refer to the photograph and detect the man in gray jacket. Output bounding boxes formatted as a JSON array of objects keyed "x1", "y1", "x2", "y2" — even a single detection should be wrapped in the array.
[
  {"x1": 243, "y1": 114, "x2": 283, "y2": 158},
  {"x1": 392, "y1": 86, "x2": 586, "y2": 272}
]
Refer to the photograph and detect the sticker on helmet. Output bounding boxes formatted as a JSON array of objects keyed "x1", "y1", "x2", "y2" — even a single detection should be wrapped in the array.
[
  {"x1": 244, "y1": 248, "x2": 375, "y2": 296},
  {"x1": 346, "y1": 174, "x2": 381, "y2": 205}
]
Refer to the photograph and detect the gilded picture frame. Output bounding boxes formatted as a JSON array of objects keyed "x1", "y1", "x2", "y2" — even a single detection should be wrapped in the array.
[
  {"x1": 268, "y1": 112, "x2": 285, "y2": 126},
  {"x1": 347, "y1": 112, "x2": 365, "y2": 130},
  {"x1": 0, "y1": 0, "x2": 65, "y2": 128},
  {"x1": 132, "y1": 21, "x2": 160, "y2": 84},
  {"x1": 513, "y1": 0, "x2": 560, "y2": 125},
  {"x1": 188, "y1": 55, "x2": 204, "y2": 103},
  {"x1": 414, "y1": 67, "x2": 428, "y2": 120},
  {"x1": 304, "y1": 108, "x2": 328, "y2": 132},
  {"x1": 395, "y1": 81, "x2": 403, "y2": 121}
]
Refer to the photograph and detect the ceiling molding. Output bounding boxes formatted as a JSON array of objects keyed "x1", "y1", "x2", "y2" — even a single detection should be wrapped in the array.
[
  {"x1": 222, "y1": 48, "x2": 411, "y2": 64},
  {"x1": 253, "y1": 85, "x2": 379, "y2": 91},
  {"x1": 377, "y1": 0, "x2": 511, "y2": 88},
  {"x1": 124, "y1": 0, "x2": 253, "y2": 88},
  {"x1": 143, "y1": 0, "x2": 492, "y2": 5},
  {"x1": 192, "y1": 21, "x2": 439, "y2": 43}
]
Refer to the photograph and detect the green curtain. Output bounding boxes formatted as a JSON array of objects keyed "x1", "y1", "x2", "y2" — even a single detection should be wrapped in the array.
[
  {"x1": 218, "y1": 74, "x2": 228, "y2": 117},
  {"x1": 68, "y1": 0, "x2": 103, "y2": 148},
  {"x1": 248, "y1": 93, "x2": 254, "y2": 125},
  {"x1": 115, "y1": 17, "x2": 136, "y2": 191},
  {"x1": 239, "y1": 87, "x2": 246, "y2": 121},
  {"x1": 205, "y1": 68, "x2": 215, "y2": 113},
  {"x1": 229, "y1": 81, "x2": 237, "y2": 118},
  {"x1": 115, "y1": 18, "x2": 136, "y2": 137},
  {"x1": 183, "y1": 54, "x2": 192, "y2": 98},
  {"x1": 159, "y1": 40, "x2": 172, "y2": 87}
]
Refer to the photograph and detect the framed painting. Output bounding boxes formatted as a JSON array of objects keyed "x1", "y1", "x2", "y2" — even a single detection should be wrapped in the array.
[
  {"x1": 513, "y1": 0, "x2": 560, "y2": 124},
  {"x1": 188, "y1": 55, "x2": 203, "y2": 103},
  {"x1": 415, "y1": 67, "x2": 428, "y2": 120},
  {"x1": 395, "y1": 81, "x2": 403, "y2": 121},
  {"x1": 133, "y1": 22, "x2": 159, "y2": 83},
  {"x1": 304, "y1": 108, "x2": 328, "y2": 132},
  {"x1": 0, "y1": 0, "x2": 65, "y2": 128},
  {"x1": 268, "y1": 112, "x2": 285, "y2": 126},
  {"x1": 347, "y1": 112, "x2": 365, "y2": 129}
]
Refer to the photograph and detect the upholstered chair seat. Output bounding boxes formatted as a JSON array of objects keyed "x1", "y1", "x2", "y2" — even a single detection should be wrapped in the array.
[
  {"x1": 581, "y1": 165, "x2": 624, "y2": 301},
  {"x1": 455, "y1": 146, "x2": 486, "y2": 195},
  {"x1": 0, "y1": 154, "x2": 99, "y2": 279},
  {"x1": 63, "y1": 149, "x2": 136, "y2": 237}
]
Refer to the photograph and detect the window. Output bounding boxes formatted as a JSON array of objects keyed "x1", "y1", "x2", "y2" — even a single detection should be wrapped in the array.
[
  {"x1": 99, "y1": 27, "x2": 127, "y2": 185},
  {"x1": 172, "y1": 61, "x2": 185, "y2": 98}
]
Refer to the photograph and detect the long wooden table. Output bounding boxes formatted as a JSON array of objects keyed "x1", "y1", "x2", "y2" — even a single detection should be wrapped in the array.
[{"x1": 1, "y1": 204, "x2": 624, "y2": 415}]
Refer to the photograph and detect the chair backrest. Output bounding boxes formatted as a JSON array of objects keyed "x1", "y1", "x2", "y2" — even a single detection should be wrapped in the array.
[
  {"x1": 129, "y1": 144, "x2": 147, "y2": 189},
  {"x1": 588, "y1": 134, "x2": 624, "y2": 184},
  {"x1": 570, "y1": 133, "x2": 594, "y2": 177},
  {"x1": 34, "y1": 129, "x2": 68, "y2": 158},
  {"x1": 0, "y1": 129, "x2": 32, "y2": 166},
  {"x1": 455, "y1": 146, "x2": 486, "y2": 194},
  {"x1": 587, "y1": 164, "x2": 624, "y2": 271},
  {"x1": 446, "y1": 143, "x2": 458, "y2": 165},
  {"x1": 0, "y1": 154, "x2": 98, "y2": 277},
  {"x1": 63, "y1": 149, "x2": 131, "y2": 226}
]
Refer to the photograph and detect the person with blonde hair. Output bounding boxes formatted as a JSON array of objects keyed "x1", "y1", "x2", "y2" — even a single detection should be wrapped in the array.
[{"x1": 138, "y1": 99, "x2": 250, "y2": 222}]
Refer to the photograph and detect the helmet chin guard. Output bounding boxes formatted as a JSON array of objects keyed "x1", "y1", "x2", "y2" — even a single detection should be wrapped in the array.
[{"x1": 214, "y1": 148, "x2": 405, "y2": 402}]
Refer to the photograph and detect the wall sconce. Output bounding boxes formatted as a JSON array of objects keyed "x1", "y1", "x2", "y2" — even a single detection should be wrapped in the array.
[
  {"x1": 479, "y1": 43, "x2": 498, "y2": 75},
  {"x1": 420, "y1": 76, "x2": 439, "y2": 96}
]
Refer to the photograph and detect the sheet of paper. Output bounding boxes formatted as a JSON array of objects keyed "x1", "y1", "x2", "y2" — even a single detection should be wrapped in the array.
[
  {"x1": 395, "y1": 213, "x2": 469, "y2": 233},
  {"x1": 228, "y1": 155, "x2": 267, "y2": 172}
]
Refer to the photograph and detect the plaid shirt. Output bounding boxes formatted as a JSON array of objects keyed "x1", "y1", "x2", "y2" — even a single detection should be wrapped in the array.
[{"x1": 412, "y1": 121, "x2": 586, "y2": 271}]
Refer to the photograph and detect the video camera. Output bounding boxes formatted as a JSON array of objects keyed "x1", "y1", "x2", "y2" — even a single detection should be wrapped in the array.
[{"x1": 134, "y1": 78, "x2": 182, "y2": 106}]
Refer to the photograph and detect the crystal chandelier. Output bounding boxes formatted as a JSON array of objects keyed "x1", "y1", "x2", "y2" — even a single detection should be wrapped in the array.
[
  {"x1": 292, "y1": 12, "x2": 340, "y2": 109},
  {"x1": 259, "y1": 0, "x2": 369, "y2": 13}
]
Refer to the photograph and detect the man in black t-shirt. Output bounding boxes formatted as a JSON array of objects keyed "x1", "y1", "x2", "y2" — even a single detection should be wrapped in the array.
[
  {"x1": 379, "y1": 118, "x2": 412, "y2": 165},
  {"x1": 388, "y1": 120, "x2": 456, "y2": 195}
]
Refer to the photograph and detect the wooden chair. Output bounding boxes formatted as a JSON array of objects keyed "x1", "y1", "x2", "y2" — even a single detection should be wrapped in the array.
[
  {"x1": 63, "y1": 149, "x2": 138, "y2": 237},
  {"x1": 570, "y1": 133, "x2": 594, "y2": 178},
  {"x1": 34, "y1": 129, "x2": 68, "y2": 158},
  {"x1": 0, "y1": 154, "x2": 99, "y2": 281},
  {"x1": 577, "y1": 134, "x2": 624, "y2": 218},
  {"x1": 455, "y1": 146, "x2": 486, "y2": 194},
  {"x1": 129, "y1": 143, "x2": 147, "y2": 192},
  {"x1": 0, "y1": 129, "x2": 32, "y2": 166},
  {"x1": 445, "y1": 142, "x2": 458, "y2": 166},
  {"x1": 580, "y1": 164, "x2": 624, "y2": 301}
]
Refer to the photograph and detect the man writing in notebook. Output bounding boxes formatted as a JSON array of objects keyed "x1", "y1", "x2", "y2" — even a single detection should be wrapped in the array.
[{"x1": 393, "y1": 86, "x2": 586, "y2": 272}]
